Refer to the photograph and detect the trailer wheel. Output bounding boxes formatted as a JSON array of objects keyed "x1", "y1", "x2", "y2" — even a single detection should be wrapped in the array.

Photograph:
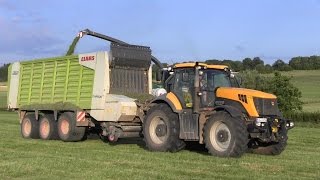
[
  {"x1": 58, "y1": 112, "x2": 86, "y2": 142},
  {"x1": 39, "y1": 114, "x2": 59, "y2": 140},
  {"x1": 143, "y1": 104, "x2": 185, "y2": 152},
  {"x1": 204, "y1": 111, "x2": 248, "y2": 157},
  {"x1": 250, "y1": 127, "x2": 288, "y2": 155},
  {"x1": 21, "y1": 113, "x2": 39, "y2": 139}
]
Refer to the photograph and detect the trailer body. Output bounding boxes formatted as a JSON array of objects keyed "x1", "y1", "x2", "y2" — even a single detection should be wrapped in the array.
[{"x1": 8, "y1": 49, "x2": 152, "y2": 122}]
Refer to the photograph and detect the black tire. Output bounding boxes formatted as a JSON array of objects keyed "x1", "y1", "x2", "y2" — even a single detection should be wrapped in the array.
[
  {"x1": 39, "y1": 114, "x2": 59, "y2": 140},
  {"x1": 143, "y1": 104, "x2": 185, "y2": 152},
  {"x1": 21, "y1": 113, "x2": 39, "y2": 139},
  {"x1": 57, "y1": 112, "x2": 86, "y2": 142},
  {"x1": 204, "y1": 111, "x2": 248, "y2": 157},
  {"x1": 250, "y1": 127, "x2": 287, "y2": 155}
]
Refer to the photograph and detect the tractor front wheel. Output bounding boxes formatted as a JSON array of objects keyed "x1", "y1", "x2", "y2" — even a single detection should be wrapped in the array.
[{"x1": 204, "y1": 111, "x2": 248, "y2": 157}]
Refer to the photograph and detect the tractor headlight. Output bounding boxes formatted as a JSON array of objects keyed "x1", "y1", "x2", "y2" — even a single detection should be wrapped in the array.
[
  {"x1": 290, "y1": 122, "x2": 294, "y2": 127},
  {"x1": 286, "y1": 121, "x2": 295, "y2": 129},
  {"x1": 255, "y1": 117, "x2": 267, "y2": 127}
]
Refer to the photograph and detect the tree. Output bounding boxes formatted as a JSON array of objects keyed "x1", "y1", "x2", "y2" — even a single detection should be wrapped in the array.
[
  {"x1": 242, "y1": 58, "x2": 253, "y2": 70},
  {"x1": 252, "y1": 57, "x2": 264, "y2": 67},
  {"x1": 205, "y1": 59, "x2": 222, "y2": 65},
  {"x1": 309, "y1": 55, "x2": 320, "y2": 69},
  {"x1": 264, "y1": 64, "x2": 273, "y2": 73},
  {"x1": 272, "y1": 59, "x2": 292, "y2": 71},
  {"x1": 231, "y1": 61, "x2": 244, "y2": 72},
  {"x1": 238, "y1": 70, "x2": 269, "y2": 91},
  {"x1": 265, "y1": 72, "x2": 302, "y2": 113},
  {"x1": 289, "y1": 57, "x2": 302, "y2": 70},
  {"x1": 255, "y1": 64, "x2": 266, "y2": 74},
  {"x1": 239, "y1": 70, "x2": 302, "y2": 113},
  {"x1": 205, "y1": 59, "x2": 243, "y2": 72},
  {"x1": 289, "y1": 55, "x2": 320, "y2": 70},
  {"x1": 272, "y1": 59, "x2": 285, "y2": 70},
  {"x1": 0, "y1": 64, "x2": 10, "y2": 82}
]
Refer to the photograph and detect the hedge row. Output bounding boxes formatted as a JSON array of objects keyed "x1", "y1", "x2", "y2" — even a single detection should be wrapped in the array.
[{"x1": 284, "y1": 111, "x2": 320, "y2": 123}]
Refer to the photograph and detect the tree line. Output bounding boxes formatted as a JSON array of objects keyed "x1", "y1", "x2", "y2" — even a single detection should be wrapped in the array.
[
  {"x1": 0, "y1": 64, "x2": 9, "y2": 82},
  {"x1": 1, "y1": 55, "x2": 320, "y2": 82},
  {"x1": 205, "y1": 55, "x2": 320, "y2": 73}
]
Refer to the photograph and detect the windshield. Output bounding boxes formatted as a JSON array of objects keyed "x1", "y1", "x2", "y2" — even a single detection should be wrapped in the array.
[{"x1": 200, "y1": 70, "x2": 233, "y2": 91}]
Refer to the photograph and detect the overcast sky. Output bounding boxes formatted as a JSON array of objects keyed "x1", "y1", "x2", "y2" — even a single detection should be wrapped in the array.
[{"x1": 1, "y1": 0, "x2": 320, "y2": 65}]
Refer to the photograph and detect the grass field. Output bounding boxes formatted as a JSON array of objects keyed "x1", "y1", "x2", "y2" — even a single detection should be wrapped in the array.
[
  {"x1": 0, "y1": 111, "x2": 319, "y2": 179},
  {"x1": 281, "y1": 70, "x2": 320, "y2": 112}
]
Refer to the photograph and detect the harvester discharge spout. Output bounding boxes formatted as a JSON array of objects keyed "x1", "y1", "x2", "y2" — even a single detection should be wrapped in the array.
[{"x1": 78, "y1": 29, "x2": 163, "y2": 69}]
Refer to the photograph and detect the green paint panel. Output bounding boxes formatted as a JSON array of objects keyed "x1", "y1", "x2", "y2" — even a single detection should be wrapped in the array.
[{"x1": 18, "y1": 55, "x2": 94, "y2": 109}]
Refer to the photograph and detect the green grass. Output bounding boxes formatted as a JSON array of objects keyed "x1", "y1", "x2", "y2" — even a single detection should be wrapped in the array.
[
  {"x1": 280, "y1": 70, "x2": 320, "y2": 112},
  {"x1": 0, "y1": 111, "x2": 319, "y2": 179}
]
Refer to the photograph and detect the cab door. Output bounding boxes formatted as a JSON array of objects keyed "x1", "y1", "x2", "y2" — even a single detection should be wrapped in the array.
[
  {"x1": 170, "y1": 68, "x2": 199, "y2": 140},
  {"x1": 171, "y1": 68, "x2": 195, "y2": 108}
]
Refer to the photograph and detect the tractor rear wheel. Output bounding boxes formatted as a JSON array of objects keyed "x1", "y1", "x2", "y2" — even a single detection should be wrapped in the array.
[
  {"x1": 204, "y1": 111, "x2": 248, "y2": 157},
  {"x1": 57, "y1": 112, "x2": 86, "y2": 142},
  {"x1": 39, "y1": 114, "x2": 59, "y2": 140},
  {"x1": 143, "y1": 104, "x2": 185, "y2": 152},
  {"x1": 21, "y1": 113, "x2": 39, "y2": 139}
]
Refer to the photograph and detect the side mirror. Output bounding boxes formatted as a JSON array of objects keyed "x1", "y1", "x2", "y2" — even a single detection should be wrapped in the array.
[{"x1": 155, "y1": 70, "x2": 162, "y2": 81}]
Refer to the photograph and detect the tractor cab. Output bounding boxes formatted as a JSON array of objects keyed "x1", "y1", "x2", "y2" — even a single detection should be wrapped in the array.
[{"x1": 161, "y1": 62, "x2": 239, "y2": 110}]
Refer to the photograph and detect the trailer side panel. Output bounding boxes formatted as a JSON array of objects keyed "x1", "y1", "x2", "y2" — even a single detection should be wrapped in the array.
[{"x1": 17, "y1": 55, "x2": 94, "y2": 109}]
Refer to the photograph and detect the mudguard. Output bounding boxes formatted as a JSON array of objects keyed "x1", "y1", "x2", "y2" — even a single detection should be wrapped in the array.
[
  {"x1": 150, "y1": 92, "x2": 182, "y2": 113},
  {"x1": 214, "y1": 105, "x2": 243, "y2": 118}
]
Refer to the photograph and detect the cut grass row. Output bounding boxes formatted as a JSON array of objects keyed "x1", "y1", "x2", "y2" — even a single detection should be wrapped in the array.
[{"x1": 0, "y1": 111, "x2": 320, "y2": 179}]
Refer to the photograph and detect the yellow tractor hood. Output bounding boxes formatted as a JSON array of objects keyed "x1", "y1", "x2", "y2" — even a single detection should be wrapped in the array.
[
  {"x1": 216, "y1": 87, "x2": 277, "y2": 117},
  {"x1": 216, "y1": 87, "x2": 276, "y2": 99}
]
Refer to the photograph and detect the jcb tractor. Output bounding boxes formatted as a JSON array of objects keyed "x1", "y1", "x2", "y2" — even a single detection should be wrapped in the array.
[
  {"x1": 145, "y1": 62, "x2": 294, "y2": 157},
  {"x1": 8, "y1": 29, "x2": 294, "y2": 157}
]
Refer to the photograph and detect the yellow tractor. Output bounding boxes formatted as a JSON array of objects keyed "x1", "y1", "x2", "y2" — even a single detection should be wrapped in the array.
[{"x1": 143, "y1": 62, "x2": 294, "y2": 157}]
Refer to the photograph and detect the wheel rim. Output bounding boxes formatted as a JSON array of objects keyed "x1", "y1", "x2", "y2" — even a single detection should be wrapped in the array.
[
  {"x1": 23, "y1": 119, "x2": 31, "y2": 136},
  {"x1": 209, "y1": 121, "x2": 231, "y2": 152},
  {"x1": 149, "y1": 116, "x2": 168, "y2": 144},
  {"x1": 40, "y1": 119, "x2": 50, "y2": 138},
  {"x1": 60, "y1": 119, "x2": 69, "y2": 135}
]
